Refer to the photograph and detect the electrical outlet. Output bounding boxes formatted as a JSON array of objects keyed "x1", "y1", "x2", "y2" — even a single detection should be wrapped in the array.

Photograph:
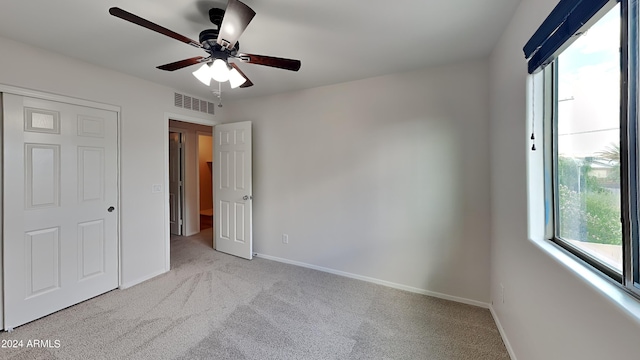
[
  {"x1": 500, "y1": 283, "x2": 505, "y2": 304},
  {"x1": 282, "y1": 234, "x2": 289, "y2": 244}
]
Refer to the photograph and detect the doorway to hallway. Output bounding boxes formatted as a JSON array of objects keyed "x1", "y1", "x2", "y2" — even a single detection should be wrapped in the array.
[{"x1": 168, "y1": 120, "x2": 213, "y2": 244}]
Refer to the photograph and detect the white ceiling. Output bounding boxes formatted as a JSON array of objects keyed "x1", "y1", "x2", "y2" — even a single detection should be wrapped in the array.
[{"x1": 0, "y1": 0, "x2": 521, "y2": 101}]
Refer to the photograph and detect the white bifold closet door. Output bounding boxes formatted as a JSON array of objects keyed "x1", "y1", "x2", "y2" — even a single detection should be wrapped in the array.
[{"x1": 2, "y1": 93, "x2": 118, "y2": 330}]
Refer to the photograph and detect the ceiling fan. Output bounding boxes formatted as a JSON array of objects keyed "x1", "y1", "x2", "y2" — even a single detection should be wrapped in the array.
[{"x1": 109, "y1": 0, "x2": 301, "y2": 89}]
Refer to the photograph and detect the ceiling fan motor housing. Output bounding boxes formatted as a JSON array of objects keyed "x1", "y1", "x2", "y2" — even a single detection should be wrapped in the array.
[
  {"x1": 208, "y1": 8, "x2": 225, "y2": 26},
  {"x1": 199, "y1": 29, "x2": 239, "y2": 56},
  {"x1": 199, "y1": 29, "x2": 220, "y2": 50}
]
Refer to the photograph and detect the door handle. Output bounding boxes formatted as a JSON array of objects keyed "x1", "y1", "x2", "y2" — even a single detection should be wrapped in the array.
[
  {"x1": 108, "y1": 206, "x2": 115, "y2": 212},
  {"x1": 242, "y1": 195, "x2": 252, "y2": 201}
]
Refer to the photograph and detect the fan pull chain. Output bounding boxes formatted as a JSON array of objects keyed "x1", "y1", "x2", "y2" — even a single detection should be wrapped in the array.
[{"x1": 212, "y1": 83, "x2": 223, "y2": 108}]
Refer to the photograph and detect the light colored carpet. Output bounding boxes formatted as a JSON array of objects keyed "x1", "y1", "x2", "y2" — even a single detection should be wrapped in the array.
[{"x1": 1, "y1": 229, "x2": 509, "y2": 359}]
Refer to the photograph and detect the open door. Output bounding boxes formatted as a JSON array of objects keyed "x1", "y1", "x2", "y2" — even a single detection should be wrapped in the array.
[{"x1": 214, "y1": 121, "x2": 252, "y2": 259}]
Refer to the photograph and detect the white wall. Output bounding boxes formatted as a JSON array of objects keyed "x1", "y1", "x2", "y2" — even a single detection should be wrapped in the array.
[
  {"x1": 489, "y1": 0, "x2": 640, "y2": 358},
  {"x1": 219, "y1": 60, "x2": 492, "y2": 304},
  {"x1": 0, "y1": 35, "x2": 215, "y2": 288}
]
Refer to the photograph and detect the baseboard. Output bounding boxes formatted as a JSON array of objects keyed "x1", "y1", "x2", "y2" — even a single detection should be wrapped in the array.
[
  {"x1": 254, "y1": 253, "x2": 490, "y2": 309},
  {"x1": 119, "y1": 268, "x2": 168, "y2": 289},
  {"x1": 490, "y1": 305, "x2": 517, "y2": 360}
]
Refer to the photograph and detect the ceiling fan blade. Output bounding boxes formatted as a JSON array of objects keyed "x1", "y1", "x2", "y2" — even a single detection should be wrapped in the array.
[
  {"x1": 157, "y1": 56, "x2": 208, "y2": 71},
  {"x1": 236, "y1": 53, "x2": 301, "y2": 71},
  {"x1": 216, "y1": 0, "x2": 256, "y2": 50},
  {"x1": 230, "y1": 63, "x2": 254, "y2": 88},
  {"x1": 109, "y1": 7, "x2": 202, "y2": 49}
]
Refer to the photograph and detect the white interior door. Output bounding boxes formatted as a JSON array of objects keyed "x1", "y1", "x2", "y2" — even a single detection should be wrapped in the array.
[
  {"x1": 169, "y1": 132, "x2": 183, "y2": 235},
  {"x1": 214, "y1": 121, "x2": 252, "y2": 259},
  {"x1": 2, "y1": 94, "x2": 118, "y2": 330}
]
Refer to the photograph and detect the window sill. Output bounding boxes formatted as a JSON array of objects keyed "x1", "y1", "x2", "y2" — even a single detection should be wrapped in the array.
[{"x1": 529, "y1": 236, "x2": 640, "y2": 325}]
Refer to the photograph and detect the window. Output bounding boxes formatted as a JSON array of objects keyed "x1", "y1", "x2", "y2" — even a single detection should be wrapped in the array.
[
  {"x1": 525, "y1": 0, "x2": 640, "y2": 297},
  {"x1": 554, "y1": 3, "x2": 622, "y2": 276}
]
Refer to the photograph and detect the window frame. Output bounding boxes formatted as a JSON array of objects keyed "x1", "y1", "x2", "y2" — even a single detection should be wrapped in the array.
[
  {"x1": 543, "y1": 0, "x2": 640, "y2": 298},
  {"x1": 624, "y1": 0, "x2": 640, "y2": 294}
]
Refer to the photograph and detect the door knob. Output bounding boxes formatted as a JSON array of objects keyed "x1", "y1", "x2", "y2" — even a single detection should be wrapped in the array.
[
  {"x1": 243, "y1": 195, "x2": 249, "y2": 200},
  {"x1": 108, "y1": 206, "x2": 115, "y2": 212}
]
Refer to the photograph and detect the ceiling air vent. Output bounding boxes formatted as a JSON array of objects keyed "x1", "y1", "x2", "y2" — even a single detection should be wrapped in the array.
[
  {"x1": 174, "y1": 92, "x2": 183, "y2": 108},
  {"x1": 174, "y1": 92, "x2": 215, "y2": 115}
]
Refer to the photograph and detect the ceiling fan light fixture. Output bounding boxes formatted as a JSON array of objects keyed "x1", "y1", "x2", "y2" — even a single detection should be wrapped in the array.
[
  {"x1": 192, "y1": 63, "x2": 212, "y2": 86},
  {"x1": 229, "y1": 68, "x2": 247, "y2": 89},
  {"x1": 211, "y1": 58, "x2": 231, "y2": 82}
]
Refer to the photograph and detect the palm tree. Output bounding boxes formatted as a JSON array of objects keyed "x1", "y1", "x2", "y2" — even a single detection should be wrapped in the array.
[
  {"x1": 597, "y1": 143, "x2": 620, "y2": 164},
  {"x1": 596, "y1": 143, "x2": 620, "y2": 184}
]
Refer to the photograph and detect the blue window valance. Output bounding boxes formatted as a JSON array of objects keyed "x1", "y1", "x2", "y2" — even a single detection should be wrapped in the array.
[{"x1": 523, "y1": 0, "x2": 617, "y2": 74}]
